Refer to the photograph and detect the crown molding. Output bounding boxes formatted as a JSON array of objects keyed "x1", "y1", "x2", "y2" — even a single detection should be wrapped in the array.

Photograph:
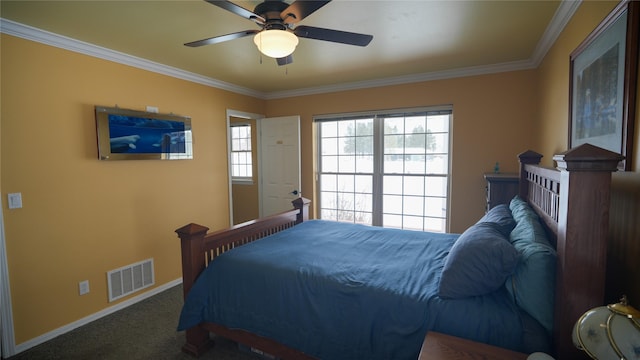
[
  {"x1": 0, "y1": 18, "x2": 264, "y2": 99},
  {"x1": 264, "y1": 59, "x2": 537, "y2": 100},
  {"x1": 1, "y1": 1, "x2": 579, "y2": 100},
  {"x1": 530, "y1": 0, "x2": 582, "y2": 67}
]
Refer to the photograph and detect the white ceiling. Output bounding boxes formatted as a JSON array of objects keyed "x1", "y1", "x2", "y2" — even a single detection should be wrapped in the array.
[{"x1": 0, "y1": 1, "x2": 576, "y2": 98}]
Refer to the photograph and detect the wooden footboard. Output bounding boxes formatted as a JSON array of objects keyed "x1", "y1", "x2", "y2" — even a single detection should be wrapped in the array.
[{"x1": 175, "y1": 197, "x2": 310, "y2": 357}]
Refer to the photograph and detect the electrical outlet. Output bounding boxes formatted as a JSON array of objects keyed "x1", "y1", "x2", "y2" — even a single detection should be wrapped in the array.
[{"x1": 79, "y1": 280, "x2": 90, "y2": 296}]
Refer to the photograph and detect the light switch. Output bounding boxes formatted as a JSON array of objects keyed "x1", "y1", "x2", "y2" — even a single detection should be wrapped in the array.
[{"x1": 8, "y1": 193, "x2": 22, "y2": 209}]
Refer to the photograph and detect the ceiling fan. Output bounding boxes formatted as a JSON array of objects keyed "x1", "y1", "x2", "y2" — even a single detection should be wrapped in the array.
[{"x1": 185, "y1": 0, "x2": 373, "y2": 65}]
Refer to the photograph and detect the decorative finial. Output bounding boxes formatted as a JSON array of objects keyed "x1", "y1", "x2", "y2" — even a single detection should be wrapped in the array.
[{"x1": 607, "y1": 295, "x2": 640, "y2": 318}]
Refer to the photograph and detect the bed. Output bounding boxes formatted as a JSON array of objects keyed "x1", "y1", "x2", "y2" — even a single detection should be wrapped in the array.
[{"x1": 175, "y1": 144, "x2": 623, "y2": 360}]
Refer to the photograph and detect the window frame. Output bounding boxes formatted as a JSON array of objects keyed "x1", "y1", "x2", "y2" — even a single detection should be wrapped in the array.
[
  {"x1": 315, "y1": 106, "x2": 452, "y2": 232},
  {"x1": 230, "y1": 122, "x2": 254, "y2": 185}
]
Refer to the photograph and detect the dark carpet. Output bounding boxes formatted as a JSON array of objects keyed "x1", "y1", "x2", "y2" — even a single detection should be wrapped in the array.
[{"x1": 7, "y1": 284, "x2": 258, "y2": 360}]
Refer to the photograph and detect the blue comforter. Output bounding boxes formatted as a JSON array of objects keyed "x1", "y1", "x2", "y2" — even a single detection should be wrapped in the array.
[{"x1": 177, "y1": 220, "x2": 526, "y2": 359}]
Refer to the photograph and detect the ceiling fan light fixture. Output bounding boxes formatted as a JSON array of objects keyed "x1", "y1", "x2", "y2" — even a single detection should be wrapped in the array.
[{"x1": 254, "y1": 29, "x2": 299, "y2": 58}]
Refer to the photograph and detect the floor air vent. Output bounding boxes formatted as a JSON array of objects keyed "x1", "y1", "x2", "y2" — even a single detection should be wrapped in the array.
[{"x1": 107, "y1": 258, "x2": 154, "y2": 302}]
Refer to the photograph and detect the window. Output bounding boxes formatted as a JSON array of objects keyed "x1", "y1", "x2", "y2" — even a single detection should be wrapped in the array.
[
  {"x1": 316, "y1": 106, "x2": 451, "y2": 232},
  {"x1": 230, "y1": 123, "x2": 253, "y2": 182}
]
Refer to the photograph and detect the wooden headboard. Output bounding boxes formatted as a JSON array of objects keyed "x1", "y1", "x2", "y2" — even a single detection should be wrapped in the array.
[{"x1": 517, "y1": 144, "x2": 623, "y2": 360}]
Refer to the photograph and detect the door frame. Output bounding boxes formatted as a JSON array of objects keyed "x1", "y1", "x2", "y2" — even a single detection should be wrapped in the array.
[
  {"x1": 1, "y1": 205, "x2": 16, "y2": 358},
  {"x1": 226, "y1": 109, "x2": 265, "y2": 226}
]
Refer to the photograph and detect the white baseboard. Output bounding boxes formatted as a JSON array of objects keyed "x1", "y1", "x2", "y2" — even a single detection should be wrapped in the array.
[{"x1": 12, "y1": 278, "x2": 182, "y2": 356}]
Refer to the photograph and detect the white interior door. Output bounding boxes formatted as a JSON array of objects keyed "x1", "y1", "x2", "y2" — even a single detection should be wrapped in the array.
[{"x1": 259, "y1": 116, "x2": 301, "y2": 217}]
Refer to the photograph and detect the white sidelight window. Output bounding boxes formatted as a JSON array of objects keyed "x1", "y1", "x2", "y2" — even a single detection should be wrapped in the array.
[{"x1": 230, "y1": 123, "x2": 253, "y2": 182}]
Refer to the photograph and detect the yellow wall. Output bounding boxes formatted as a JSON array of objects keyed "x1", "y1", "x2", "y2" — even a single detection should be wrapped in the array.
[
  {"x1": 1, "y1": 32, "x2": 537, "y2": 344},
  {"x1": 536, "y1": 1, "x2": 640, "y2": 304},
  {"x1": 3, "y1": 0, "x2": 640, "y2": 348},
  {"x1": 266, "y1": 71, "x2": 538, "y2": 232},
  {"x1": 1, "y1": 34, "x2": 264, "y2": 343}
]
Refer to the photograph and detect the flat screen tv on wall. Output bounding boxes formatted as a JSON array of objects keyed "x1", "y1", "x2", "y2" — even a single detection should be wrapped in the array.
[{"x1": 95, "y1": 106, "x2": 193, "y2": 160}]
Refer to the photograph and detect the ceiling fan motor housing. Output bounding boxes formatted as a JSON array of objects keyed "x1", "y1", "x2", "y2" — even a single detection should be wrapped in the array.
[{"x1": 255, "y1": 0, "x2": 293, "y2": 28}]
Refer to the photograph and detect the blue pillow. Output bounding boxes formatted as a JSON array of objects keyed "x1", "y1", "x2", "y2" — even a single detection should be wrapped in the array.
[
  {"x1": 509, "y1": 196, "x2": 553, "y2": 248},
  {"x1": 507, "y1": 196, "x2": 556, "y2": 334},
  {"x1": 477, "y1": 204, "x2": 517, "y2": 236},
  {"x1": 438, "y1": 222, "x2": 520, "y2": 299},
  {"x1": 509, "y1": 195, "x2": 532, "y2": 221}
]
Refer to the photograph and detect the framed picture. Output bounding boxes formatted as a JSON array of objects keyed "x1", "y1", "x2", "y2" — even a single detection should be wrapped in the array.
[
  {"x1": 95, "y1": 106, "x2": 193, "y2": 161},
  {"x1": 569, "y1": 0, "x2": 639, "y2": 171}
]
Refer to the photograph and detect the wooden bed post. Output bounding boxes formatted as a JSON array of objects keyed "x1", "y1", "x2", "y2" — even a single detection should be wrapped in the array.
[
  {"x1": 551, "y1": 144, "x2": 623, "y2": 360},
  {"x1": 292, "y1": 197, "x2": 311, "y2": 224},
  {"x1": 517, "y1": 150, "x2": 543, "y2": 199},
  {"x1": 175, "y1": 223, "x2": 213, "y2": 356}
]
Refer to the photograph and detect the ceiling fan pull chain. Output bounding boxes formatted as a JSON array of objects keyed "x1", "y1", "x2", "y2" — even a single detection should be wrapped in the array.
[{"x1": 258, "y1": 35, "x2": 263, "y2": 64}]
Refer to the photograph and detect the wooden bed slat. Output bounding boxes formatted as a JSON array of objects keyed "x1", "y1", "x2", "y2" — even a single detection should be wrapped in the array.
[{"x1": 523, "y1": 163, "x2": 561, "y2": 243}]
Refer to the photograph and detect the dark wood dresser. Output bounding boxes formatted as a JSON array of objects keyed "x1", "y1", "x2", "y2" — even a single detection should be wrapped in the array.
[{"x1": 484, "y1": 173, "x2": 519, "y2": 211}]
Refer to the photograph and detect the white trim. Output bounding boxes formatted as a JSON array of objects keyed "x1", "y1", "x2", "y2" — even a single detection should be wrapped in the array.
[
  {"x1": 264, "y1": 60, "x2": 536, "y2": 100},
  {"x1": 12, "y1": 278, "x2": 182, "y2": 356},
  {"x1": 313, "y1": 105, "x2": 454, "y2": 122},
  {"x1": 232, "y1": 178, "x2": 255, "y2": 186},
  {"x1": 0, "y1": 1, "x2": 579, "y2": 100},
  {"x1": 226, "y1": 110, "x2": 265, "y2": 121},
  {"x1": 0, "y1": 18, "x2": 263, "y2": 99},
  {"x1": 0, "y1": 206, "x2": 16, "y2": 357},
  {"x1": 530, "y1": 0, "x2": 582, "y2": 67}
]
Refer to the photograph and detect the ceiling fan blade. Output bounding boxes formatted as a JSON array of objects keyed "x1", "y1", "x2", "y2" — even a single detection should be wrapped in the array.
[
  {"x1": 281, "y1": 0, "x2": 331, "y2": 24},
  {"x1": 184, "y1": 30, "x2": 259, "y2": 47},
  {"x1": 276, "y1": 54, "x2": 294, "y2": 66},
  {"x1": 204, "y1": 0, "x2": 265, "y2": 24},
  {"x1": 294, "y1": 25, "x2": 373, "y2": 46}
]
